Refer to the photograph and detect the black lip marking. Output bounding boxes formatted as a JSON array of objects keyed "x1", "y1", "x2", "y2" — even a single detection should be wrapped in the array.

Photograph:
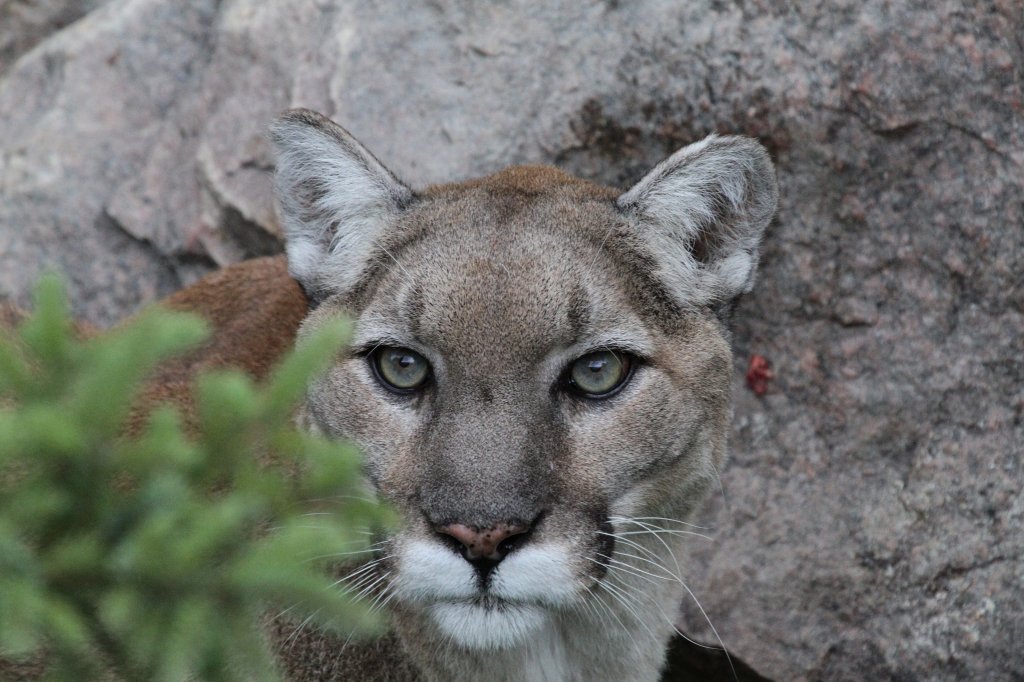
[{"x1": 591, "y1": 515, "x2": 615, "y2": 580}]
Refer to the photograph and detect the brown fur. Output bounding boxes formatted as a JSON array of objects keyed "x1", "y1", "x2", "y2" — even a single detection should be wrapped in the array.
[
  {"x1": 126, "y1": 255, "x2": 307, "y2": 435},
  {"x1": 1, "y1": 256, "x2": 306, "y2": 433}
]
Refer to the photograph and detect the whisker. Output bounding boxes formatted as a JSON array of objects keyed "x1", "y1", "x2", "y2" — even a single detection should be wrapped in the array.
[
  {"x1": 372, "y1": 583, "x2": 399, "y2": 614},
  {"x1": 605, "y1": 569, "x2": 729, "y2": 657},
  {"x1": 597, "y1": 575, "x2": 664, "y2": 647},
  {"x1": 339, "y1": 563, "x2": 390, "y2": 594},
  {"x1": 272, "y1": 601, "x2": 301, "y2": 623},
  {"x1": 674, "y1": 575, "x2": 738, "y2": 681},
  {"x1": 366, "y1": 584, "x2": 387, "y2": 611},
  {"x1": 611, "y1": 550, "x2": 682, "y2": 581},
  {"x1": 576, "y1": 585, "x2": 605, "y2": 625},
  {"x1": 609, "y1": 514, "x2": 710, "y2": 531},
  {"x1": 613, "y1": 529, "x2": 714, "y2": 542},
  {"x1": 601, "y1": 555, "x2": 677, "y2": 584},
  {"x1": 604, "y1": 524, "x2": 689, "y2": 601},
  {"x1": 707, "y1": 460, "x2": 731, "y2": 515},
  {"x1": 587, "y1": 584, "x2": 640, "y2": 652},
  {"x1": 596, "y1": 530, "x2": 666, "y2": 565},
  {"x1": 303, "y1": 541, "x2": 390, "y2": 564},
  {"x1": 284, "y1": 609, "x2": 321, "y2": 647},
  {"x1": 599, "y1": 524, "x2": 737, "y2": 680},
  {"x1": 596, "y1": 553, "x2": 667, "y2": 584},
  {"x1": 329, "y1": 556, "x2": 390, "y2": 590},
  {"x1": 619, "y1": 517, "x2": 710, "y2": 539},
  {"x1": 351, "y1": 571, "x2": 391, "y2": 603},
  {"x1": 371, "y1": 239, "x2": 415, "y2": 288}
]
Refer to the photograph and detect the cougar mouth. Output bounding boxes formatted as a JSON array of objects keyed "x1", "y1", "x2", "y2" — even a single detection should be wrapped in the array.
[
  {"x1": 442, "y1": 594, "x2": 533, "y2": 610},
  {"x1": 428, "y1": 600, "x2": 550, "y2": 650}
]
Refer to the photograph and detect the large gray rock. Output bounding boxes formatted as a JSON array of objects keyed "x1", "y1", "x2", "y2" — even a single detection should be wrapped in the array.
[
  {"x1": 0, "y1": 0, "x2": 109, "y2": 75},
  {"x1": 1, "y1": 1, "x2": 1021, "y2": 679}
]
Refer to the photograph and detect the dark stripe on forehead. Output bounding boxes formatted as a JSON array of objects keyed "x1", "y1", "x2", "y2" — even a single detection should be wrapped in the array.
[
  {"x1": 402, "y1": 282, "x2": 425, "y2": 339},
  {"x1": 582, "y1": 222, "x2": 689, "y2": 331},
  {"x1": 566, "y1": 282, "x2": 592, "y2": 339}
]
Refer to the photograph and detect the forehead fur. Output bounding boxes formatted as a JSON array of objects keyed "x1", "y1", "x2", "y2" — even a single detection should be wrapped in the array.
[
  {"x1": 346, "y1": 166, "x2": 684, "y2": 330},
  {"x1": 422, "y1": 165, "x2": 618, "y2": 199}
]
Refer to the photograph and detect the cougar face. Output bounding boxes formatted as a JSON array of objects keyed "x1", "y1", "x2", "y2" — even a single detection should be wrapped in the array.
[{"x1": 270, "y1": 109, "x2": 777, "y2": 664}]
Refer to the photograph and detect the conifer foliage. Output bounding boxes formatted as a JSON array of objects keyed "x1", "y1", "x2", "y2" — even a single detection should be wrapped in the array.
[{"x1": 0, "y1": 276, "x2": 388, "y2": 680}]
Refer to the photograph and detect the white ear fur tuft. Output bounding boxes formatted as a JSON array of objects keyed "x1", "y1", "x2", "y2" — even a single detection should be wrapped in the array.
[
  {"x1": 616, "y1": 134, "x2": 778, "y2": 307},
  {"x1": 269, "y1": 109, "x2": 412, "y2": 299}
]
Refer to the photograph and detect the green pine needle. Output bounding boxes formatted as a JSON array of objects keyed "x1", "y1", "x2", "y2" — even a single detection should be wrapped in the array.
[{"x1": 0, "y1": 277, "x2": 389, "y2": 680}]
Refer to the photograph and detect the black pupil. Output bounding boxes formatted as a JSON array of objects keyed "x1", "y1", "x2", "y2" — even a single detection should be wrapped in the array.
[
  {"x1": 397, "y1": 355, "x2": 415, "y2": 368},
  {"x1": 587, "y1": 359, "x2": 607, "y2": 373}
]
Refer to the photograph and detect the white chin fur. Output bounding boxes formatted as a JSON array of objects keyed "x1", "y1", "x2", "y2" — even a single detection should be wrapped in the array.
[
  {"x1": 395, "y1": 539, "x2": 576, "y2": 650},
  {"x1": 430, "y1": 601, "x2": 548, "y2": 650}
]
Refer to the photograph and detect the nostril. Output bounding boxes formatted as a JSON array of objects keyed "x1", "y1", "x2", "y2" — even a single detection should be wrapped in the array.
[
  {"x1": 435, "y1": 520, "x2": 531, "y2": 562},
  {"x1": 435, "y1": 529, "x2": 467, "y2": 555},
  {"x1": 497, "y1": 528, "x2": 531, "y2": 555}
]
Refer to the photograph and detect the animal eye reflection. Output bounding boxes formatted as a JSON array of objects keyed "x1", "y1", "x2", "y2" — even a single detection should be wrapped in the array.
[
  {"x1": 566, "y1": 350, "x2": 633, "y2": 398},
  {"x1": 372, "y1": 346, "x2": 431, "y2": 392}
]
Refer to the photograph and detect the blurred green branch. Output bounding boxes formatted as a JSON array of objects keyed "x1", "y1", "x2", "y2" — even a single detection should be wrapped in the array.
[{"x1": 0, "y1": 275, "x2": 389, "y2": 681}]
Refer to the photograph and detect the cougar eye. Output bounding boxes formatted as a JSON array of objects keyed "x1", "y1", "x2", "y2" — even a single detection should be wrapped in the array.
[
  {"x1": 565, "y1": 350, "x2": 633, "y2": 398},
  {"x1": 371, "y1": 346, "x2": 431, "y2": 392}
]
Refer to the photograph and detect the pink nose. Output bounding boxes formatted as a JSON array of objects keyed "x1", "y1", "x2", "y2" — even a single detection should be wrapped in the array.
[{"x1": 437, "y1": 522, "x2": 530, "y2": 561}]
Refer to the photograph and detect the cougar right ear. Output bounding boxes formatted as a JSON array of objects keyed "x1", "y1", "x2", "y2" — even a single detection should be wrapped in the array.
[
  {"x1": 269, "y1": 109, "x2": 413, "y2": 302},
  {"x1": 616, "y1": 135, "x2": 778, "y2": 309}
]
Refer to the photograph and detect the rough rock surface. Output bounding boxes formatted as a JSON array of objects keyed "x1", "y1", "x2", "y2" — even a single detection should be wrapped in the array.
[
  {"x1": 1, "y1": 1, "x2": 1021, "y2": 680},
  {"x1": 0, "y1": 0, "x2": 109, "y2": 74}
]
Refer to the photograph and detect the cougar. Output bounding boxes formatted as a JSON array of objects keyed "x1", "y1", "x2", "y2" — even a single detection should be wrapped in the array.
[
  {"x1": 2, "y1": 108, "x2": 777, "y2": 682},
  {"x1": 264, "y1": 109, "x2": 777, "y2": 682}
]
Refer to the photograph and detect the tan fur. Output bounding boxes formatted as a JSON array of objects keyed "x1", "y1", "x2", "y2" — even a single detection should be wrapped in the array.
[
  {"x1": 266, "y1": 110, "x2": 777, "y2": 682},
  {"x1": 428, "y1": 164, "x2": 619, "y2": 197},
  {"x1": 3, "y1": 108, "x2": 776, "y2": 682}
]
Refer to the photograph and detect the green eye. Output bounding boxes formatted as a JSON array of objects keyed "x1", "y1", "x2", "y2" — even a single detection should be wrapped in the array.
[
  {"x1": 567, "y1": 350, "x2": 633, "y2": 398},
  {"x1": 372, "y1": 346, "x2": 431, "y2": 392}
]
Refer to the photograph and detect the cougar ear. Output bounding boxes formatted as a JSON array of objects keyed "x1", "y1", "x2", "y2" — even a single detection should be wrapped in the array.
[
  {"x1": 269, "y1": 108, "x2": 413, "y2": 301},
  {"x1": 616, "y1": 135, "x2": 778, "y2": 308}
]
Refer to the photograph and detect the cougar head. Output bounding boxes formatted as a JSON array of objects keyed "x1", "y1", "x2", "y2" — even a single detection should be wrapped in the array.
[{"x1": 269, "y1": 109, "x2": 776, "y2": 650}]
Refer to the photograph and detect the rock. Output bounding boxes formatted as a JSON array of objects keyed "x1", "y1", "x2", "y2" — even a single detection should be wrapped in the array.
[
  {"x1": 0, "y1": 0, "x2": 109, "y2": 75},
  {"x1": 0, "y1": 0, "x2": 223, "y2": 323},
  {"x1": 0, "y1": 1, "x2": 1021, "y2": 680}
]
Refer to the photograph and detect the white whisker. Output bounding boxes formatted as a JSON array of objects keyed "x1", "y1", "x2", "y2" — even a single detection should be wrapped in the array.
[
  {"x1": 708, "y1": 460, "x2": 730, "y2": 515},
  {"x1": 284, "y1": 608, "x2": 321, "y2": 647},
  {"x1": 304, "y1": 541, "x2": 390, "y2": 563},
  {"x1": 602, "y1": 555, "x2": 676, "y2": 584},
  {"x1": 614, "y1": 528, "x2": 713, "y2": 542},
  {"x1": 609, "y1": 514, "x2": 710, "y2": 531}
]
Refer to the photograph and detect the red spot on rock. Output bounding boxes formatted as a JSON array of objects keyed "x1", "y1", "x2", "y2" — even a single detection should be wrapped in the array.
[{"x1": 746, "y1": 355, "x2": 774, "y2": 396}]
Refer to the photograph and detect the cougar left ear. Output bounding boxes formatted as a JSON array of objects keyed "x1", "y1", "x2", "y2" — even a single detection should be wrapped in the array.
[
  {"x1": 616, "y1": 135, "x2": 778, "y2": 308},
  {"x1": 270, "y1": 109, "x2": 413, "y2": 303}
]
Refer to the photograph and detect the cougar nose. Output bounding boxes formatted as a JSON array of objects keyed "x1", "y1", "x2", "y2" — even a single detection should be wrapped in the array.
[{"x1": 434, "y1": 518, "x2": 528, "y2": 561}]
